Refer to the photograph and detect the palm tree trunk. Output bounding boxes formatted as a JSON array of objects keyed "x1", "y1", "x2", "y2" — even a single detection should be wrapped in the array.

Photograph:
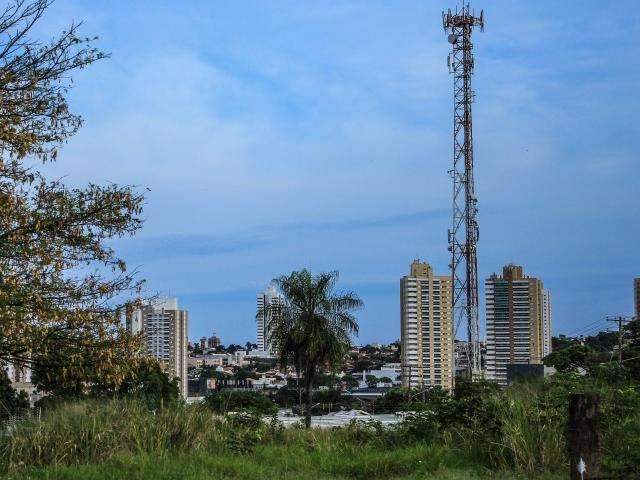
[
  {"x1": 304, "y1": 367, "x2": 314, "y2": 428},
  {"x1": 296, "y1": 365, "x2": 302, "y2": 414}
]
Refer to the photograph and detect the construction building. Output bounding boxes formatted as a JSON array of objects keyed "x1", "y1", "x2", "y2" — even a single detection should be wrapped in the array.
[
  {"x1": 485, "y1": 265, "x2": 551, "y2": 385},
  {"x1": 400, "y1": 260, "x2": 454, "y2": 390}
]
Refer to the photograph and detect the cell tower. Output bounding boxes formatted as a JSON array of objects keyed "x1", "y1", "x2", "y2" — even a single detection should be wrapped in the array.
[{"x1": 443, "y1": 4, "x2": 484, "y2": 377}]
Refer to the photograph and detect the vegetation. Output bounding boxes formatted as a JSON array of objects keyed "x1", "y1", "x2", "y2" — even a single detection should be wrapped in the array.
[
  {"x1": 0, "y1": 445, "x2": 560, "y2": 480},
  {"x1": 0, "y1": 0, "x2": 148, "y2": 397},
  {"x1": 263, "y1": 269, "x2": 363, "y2": 427},
  {"x1": 546, "y1": 318, "x2": 640, "y2": 381},
  {"x1": 543, "y1": 344, "x2": 592, "y2": 373},
  {"x1": 205, "y1": 390, "x2": 277, "y2": 415},
  {"x1": 0, "y1": 397, "x2": 560, "y2": 480},
  {"x1": 0, "y1": 370, "x2": 28, "y2": 420},
  {"x1": 1, "y1": 371, "x2": 637, "y2": 478}
]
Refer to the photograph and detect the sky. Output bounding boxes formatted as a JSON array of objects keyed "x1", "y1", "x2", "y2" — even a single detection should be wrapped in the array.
[{"x1": 36, "y1": 1, "x2": 639, "y2": 345}]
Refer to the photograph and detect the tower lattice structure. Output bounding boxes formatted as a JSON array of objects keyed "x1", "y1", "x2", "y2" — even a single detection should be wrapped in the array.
[{"x1": 443, "y1": 4, "x2": 484, "y2": 377}]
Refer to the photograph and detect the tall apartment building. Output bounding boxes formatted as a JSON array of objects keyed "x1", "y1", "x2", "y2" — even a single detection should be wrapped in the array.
[
  {"x1": 635, "y1": 278, "x2": 640, "y2": 320},
  {"x1": 542, "y1": 290, "x2": 552, "y2": 358},
  {"x1": 400, "y1": 260, "x2": 453, "y2": 390},
  {"x1": 485, "y1": 265, "x2": 551, "y2": 385},
  {"x1": 128, "y1": 298, "x2": 189, "y2": 398},
  {"x1": 256, "y1": 285, "x2": 284, "y2": 353}
]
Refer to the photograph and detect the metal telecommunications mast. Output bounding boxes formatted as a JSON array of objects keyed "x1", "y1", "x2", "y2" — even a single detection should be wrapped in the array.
[{"x1": 443, "y1": 4, "x2": 484, "y2": 377}]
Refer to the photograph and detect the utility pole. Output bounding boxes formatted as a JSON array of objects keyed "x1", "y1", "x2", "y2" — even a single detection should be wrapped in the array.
[
  {"x1": 568, "y1": 393, "x2": 601, "y2": 480},
  {"x1": 606, "y1": 315, "x2": 630, "y2": 363},
  {"x1": 443, "y1": 3, "x2": 484, "y2": 378}
]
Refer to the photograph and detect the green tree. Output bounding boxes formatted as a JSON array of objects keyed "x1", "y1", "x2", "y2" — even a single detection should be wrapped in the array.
[
  {"x1": 263, "y1": 270, "x2": 362, "y2": 427},
  {"x1": 341, "y1": 374, "x2": 359, "y2": 390},
  {"x1": 623, "y1": 317, "x2": 640, "y2": 381},
  {"x1": 115, "y1": 358, "x2": 180, "y2": 408},
  {"x1": 551, "y1": 335, "x2": 577, "y2": 352},
  {"x1": 205, "y1": 390, "x2": 276, "y2": 415},
  {"x1": 0, "y1": 369, "x2": 29, "y2": 420},
  {"x1": 365, "y1": 374, "x2": 379, "y2": 388},
  {"x1": 584, "y1": 331, "x2": 619, "y2": 353},
  {"x1": 543, "y1": 344, "x2": 592, "y2": 373},
  {"x1": 233, "y1": 367, "x2": 259, "y2": 381},
  {"x1": 226, "y1": 344, "x2": 243, "y2": 354},
  {"x1": 312, "y1": 373, "x2": 340, "y2": 388},
  {"x1": 0, "y1": 1, "x2": 146, "y2": 392}
]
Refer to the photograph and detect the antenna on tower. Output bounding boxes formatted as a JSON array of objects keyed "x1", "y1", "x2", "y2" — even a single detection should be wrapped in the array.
[{"x1": 443, "y1": 3, "x2": 484, "y2": 380}]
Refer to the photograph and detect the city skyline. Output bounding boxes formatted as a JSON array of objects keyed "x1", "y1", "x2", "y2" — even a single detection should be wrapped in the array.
[{"x1": 36, "y1": 1, "x2": 639, "y2": 344}]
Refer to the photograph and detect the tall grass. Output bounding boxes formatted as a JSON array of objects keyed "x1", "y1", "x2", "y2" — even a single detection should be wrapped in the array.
[
  {"x1": 1, "y1": 376, "x2": 637, "y2": 478},
  {"x1": 0, "y1": 399, "x2": 469, "y2": 478},
  {"x1": 491, "y1": 384, "x2": 565, "y2": 472},
  {"x1": 0, "y1": 399, "x2": 231, "y2": 469},
  {"x1": 0, "y1": 396, "x2": 563, "y2": 477}
]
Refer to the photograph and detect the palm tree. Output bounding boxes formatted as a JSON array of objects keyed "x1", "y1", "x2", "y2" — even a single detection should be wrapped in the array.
[{"x1": 260, "y1": 270, "x2": 362, "y2": 428}]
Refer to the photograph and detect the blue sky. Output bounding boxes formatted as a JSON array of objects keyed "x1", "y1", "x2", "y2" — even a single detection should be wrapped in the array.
[{"x1": 39, "y1": 1, "x2": 639, "y2": 344}]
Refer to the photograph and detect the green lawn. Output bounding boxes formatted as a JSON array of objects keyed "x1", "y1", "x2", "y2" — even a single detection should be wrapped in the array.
[{"x1": 2, "y1": 447, "x2": 563, "y2": 480}]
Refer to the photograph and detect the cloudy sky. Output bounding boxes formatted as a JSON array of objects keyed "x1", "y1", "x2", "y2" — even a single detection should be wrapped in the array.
[{"x1": 39, "y1": 1, "x2": 639, "y2": 344}]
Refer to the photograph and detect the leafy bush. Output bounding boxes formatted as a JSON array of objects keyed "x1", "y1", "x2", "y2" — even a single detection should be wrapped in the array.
[
  {"x1": 273, "y1": 385, "x2": 300, "y2": 408},
  {"x1": 0, "y1": 370, "x2": 30, "y2": 421},
  {"x1": 397, "y1": 412, "x2": 439, "y2": 443},
  {"x1": 204, "y1": 390, "x2": 277, "y2": 415}
]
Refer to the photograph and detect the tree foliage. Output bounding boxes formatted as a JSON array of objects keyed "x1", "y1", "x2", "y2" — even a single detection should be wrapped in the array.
[
  {"x1": 205, "y1": 390, "x2": 277, "y2": 415},
  {"x1": 0, "y1": 1, "x2": 147, "y2": 395},
  {"x1": 0, "y1": 368, "x2": 29, "y2": 420},
  {"x1": 115, "y1": 358, "x2": 180, "y2": 408},
  {"x1": 543, "y1": 344, "x2": 592, "y2": 373},
  {"x1": 262, "y1": 269, "x2": 362, "y2": 427},
  {"x1": 623, "y1": 317, "x2": 640, "y2": 381},
  {"x1": 341, "y1": 374, "x2": 359, "y2": 390}
]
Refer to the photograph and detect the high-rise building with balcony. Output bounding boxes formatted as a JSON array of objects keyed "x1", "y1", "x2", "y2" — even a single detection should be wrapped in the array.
[
  {"x1": 128, "y1": 298, "x2": 188, "y2": 397},
  {"x1": 485, "y1": 265, "x2": 551, "y2": 385},
  {"x1": 400, "y1": 260, "x2": 453, "y2": 390},
  {"x1": 256, "y1": 285, "x2": 284, "y2": 353}
]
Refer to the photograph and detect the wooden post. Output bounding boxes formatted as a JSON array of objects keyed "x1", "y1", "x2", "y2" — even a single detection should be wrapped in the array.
[{"x1": 568, "y1": 394, "x2": 601, "y2": 480}]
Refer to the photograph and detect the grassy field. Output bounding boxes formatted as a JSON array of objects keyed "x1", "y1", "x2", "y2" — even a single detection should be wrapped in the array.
[
  {"x1": 2, "y1": 447, "x2": 564, "y2": 480},
  {"x1": 0, "y1": 397, "x2": 567, "y2": 480},
  {"x1": 3, "y1": 374, "x2": 638, "y2": 479}
]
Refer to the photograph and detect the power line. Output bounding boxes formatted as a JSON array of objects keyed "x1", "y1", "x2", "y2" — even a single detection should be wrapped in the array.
[
  {"x1": 575, "y1": 324, "x2": 611, "y2": 339},
  {"x1": 606, "y1": 315, "x2": 631, "y2": 364},
  {"x1": 565, "y1": 319, "x2": 609, "y2": 338}
]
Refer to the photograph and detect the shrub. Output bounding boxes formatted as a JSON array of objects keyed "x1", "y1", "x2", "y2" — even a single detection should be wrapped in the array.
[
  {"x1": 397, "y1": 412, "x2": 439, "y2": 443},
  {"x1": 204, "y1": 390, "x2": 277, "y2": 415},
  {"x1": 0, "y1": 371, "x2": 30, "y2": 421}
]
